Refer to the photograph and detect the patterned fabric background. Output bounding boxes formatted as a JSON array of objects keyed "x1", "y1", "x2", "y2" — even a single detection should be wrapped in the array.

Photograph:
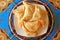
[{"x1": 0, "y1": 0, "x2": 60, "y2": 40}]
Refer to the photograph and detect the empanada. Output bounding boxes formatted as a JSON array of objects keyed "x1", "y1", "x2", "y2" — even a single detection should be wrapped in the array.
[{"x1": 21, "y1": 1, "x2": 35, "y2": 21}]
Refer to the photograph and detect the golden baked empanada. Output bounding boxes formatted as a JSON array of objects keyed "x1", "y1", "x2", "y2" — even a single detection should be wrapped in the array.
[
  {"x1": 21, "y1": 1, "x2": 35, "y2": 21},
  {"x1": 24, "y1": 21, "x2": 42, "y2": 32},
  {"x1": 13, "y1": 5, "x2": 25, "y2": 27},
  {"x1": 30, "y1": 5, "x2": 42, "y2": 21}
]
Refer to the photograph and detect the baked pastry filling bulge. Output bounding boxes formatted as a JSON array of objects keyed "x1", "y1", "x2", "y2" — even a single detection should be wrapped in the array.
[{"x1": 13, "y1": 1, "x2": 49, "y2": 37}]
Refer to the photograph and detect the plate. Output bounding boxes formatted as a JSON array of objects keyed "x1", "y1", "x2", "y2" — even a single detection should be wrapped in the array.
[{"x1": 9, "y1": 1, "x2": 54, "y2": 40}]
